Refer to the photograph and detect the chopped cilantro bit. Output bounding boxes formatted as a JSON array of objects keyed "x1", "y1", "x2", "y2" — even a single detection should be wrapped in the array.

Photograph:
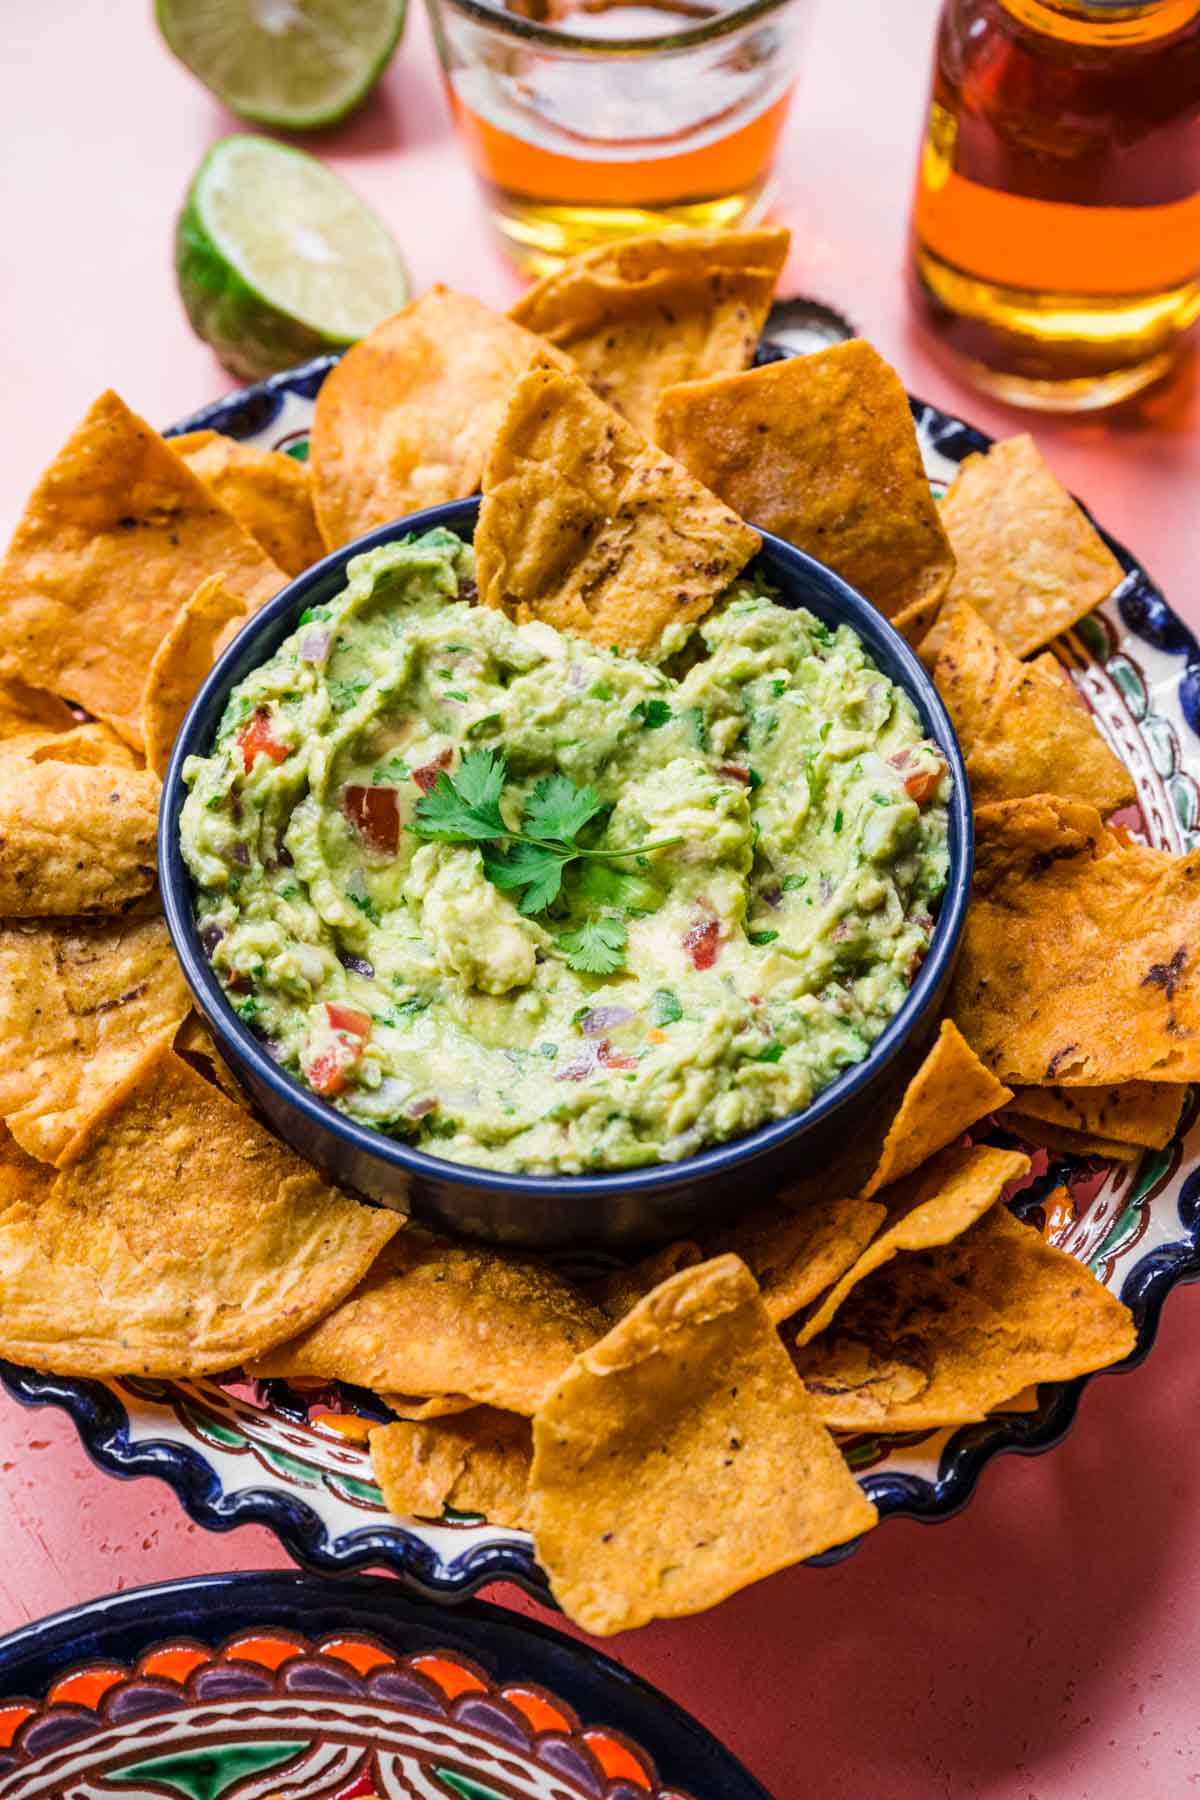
[
  {"x1": 373, "y1": 754, "x2": 410, "y2": 784},
  {"x1": 444, "y1": 688, "x2": 470, "y2": 703},
  {"x1": 633, "y1": 697, "x2": 673, "y2": 730},
  {"x1": 748, "y1": 929, "x2": 779, "y2": 946},
  {"x1": 782, "y1": 873, "x2": 808, "y2": 891},
  {"x1": 298, "y1": 605, "x2": 330, "y2": 625},
  {"x1": 559, "y1": 914, "x2": 628, "y2": 975},
  {"x1": 771, "y1": 678, "x2": 787, "y2": 697},
  {"x1": 465, "y1": 713, "x2": 502, "y2": 738},
  {"x1": 589, "y1": 679, "x2": 613, "y2": 700},
  {"x1": 747, "y1": 766, "x2": 764, "y2": 792},
  {"x1": 649, "y1": 988, "x2": 683, "y2": 1026},
  {"x1": 348, "y1": 890, "x2": 381, "y2": 924},
  {"x1": 833, "y1": 809, "x2": 844, "y2": 834},
  {"x1": 227, "y1": 874, "x2": 242, "y2": 896},
  {"x1": 234, "y1": 995, "x2": 260, "y2": 1022},
  {"x1": 328, "y1": 677, "x2": 368, "y2": 713},
  {"x1": 753, "y1": 1041, "x2": 784, "y2": 1063},
  {"x1": 683, "y1": 705, "x2": 708, "y2": 750},
  {"x1": 423, "y1": 1115, "x2": 458, "y2": 1140},
  {"x1": 392, "y1": 994, "x2": 431, "y2": 1016}
]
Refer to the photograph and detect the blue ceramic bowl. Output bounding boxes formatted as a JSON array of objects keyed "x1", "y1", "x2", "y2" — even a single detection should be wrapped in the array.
[{"x1": 159, "y1": 498, "x2": 972, "y2": 1250}]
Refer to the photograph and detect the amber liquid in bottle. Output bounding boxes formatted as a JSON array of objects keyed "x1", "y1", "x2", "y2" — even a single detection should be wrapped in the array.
[{"x1": 909, "y1": 0, "x2": 1200, "y2": 409}]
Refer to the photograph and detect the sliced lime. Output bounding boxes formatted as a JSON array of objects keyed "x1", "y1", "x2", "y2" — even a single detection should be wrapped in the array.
[
  {"x1": 175, "y1": 135, "x2": 410, "y2": 380},
  {"x1": 157, "y1": 0, "x2": 406, "y2": 131}
]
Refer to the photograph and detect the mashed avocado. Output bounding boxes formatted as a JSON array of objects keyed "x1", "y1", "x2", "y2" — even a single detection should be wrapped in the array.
[{"x1": 180, "y1": 529, "x2": 950, "y2": 1174}]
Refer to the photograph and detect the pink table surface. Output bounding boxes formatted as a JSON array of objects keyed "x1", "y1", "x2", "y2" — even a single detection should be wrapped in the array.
[{"x1": 4, "y1": 3, "x2": 1200, "y2": 1796}]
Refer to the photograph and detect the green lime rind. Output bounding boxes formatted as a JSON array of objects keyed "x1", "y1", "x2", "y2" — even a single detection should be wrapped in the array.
[{"x1": 156, "y1": 0, "x2": 407, "y2": 132}]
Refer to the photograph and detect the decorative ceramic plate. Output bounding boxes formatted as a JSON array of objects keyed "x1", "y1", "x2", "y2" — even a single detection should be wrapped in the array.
[
  {"x1": 0, "y1": 1571, "x2": 772, "y2": 1799},
  {"x1": 3, "y1": 350, "x2": 1199, "y2": 1596}
]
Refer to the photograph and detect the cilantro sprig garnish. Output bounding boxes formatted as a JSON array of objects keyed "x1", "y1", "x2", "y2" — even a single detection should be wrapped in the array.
[{"x1": 409, "y1": 750, "x2": 681, "y2": 970}]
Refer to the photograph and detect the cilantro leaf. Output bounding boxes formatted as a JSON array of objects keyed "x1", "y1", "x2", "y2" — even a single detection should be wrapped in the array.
[
  {"x1": 634, "y1": 698, "x2": 673, "y2": 730},
  {"x1": 413, "y1": 748, "x2": 507, "y2": 840},
  {"x1": 559, "y1": 915, "x2": 628, "y2": 975},
  {"x1": 484, "y1": 840, "x2": 568, "y2": 914},
  {"x1": 650, "y1": 987, "x2": 682, "y2": 1025},
  {"x1": 522, "y1": 772, "x2": 603, "y2": 845}
]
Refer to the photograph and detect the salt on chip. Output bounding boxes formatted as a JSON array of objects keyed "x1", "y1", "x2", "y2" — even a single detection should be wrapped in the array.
[
  {"x1": 0, "y1": 391, "x2": 286, "y2": 746},
  {"x1": 529, "y1": 1255, "x2": 877, "y2": 1635},
  {"x1": 1004, "y1": 1080, "x2": 1187, "y2": 1151},
  {"x1": 793, "y1": 1144, "x2": 1030, "y2": 1346},
  {"x1": 792, "y1": 1204, "x2": 1135, "y2": 1432},
  {"x1": 251, "y1": 1232, "x2": 606, "y2": 1415},
  {"x1": 308, "y1": 288, "x2": 572, "y2": 551},
  {"x1": 0, "y1": 913, "x2": 190, "y2": 1163},
  {"x1": 652, "y1": 341, "x2": 955, "y2": 621},
  {"x1": 476, "y1": 366, "x2": 760, "y2": 655},
  {"x1": 859, "y1": 1019, "x2": 1013, "y2": 1199},
  {"x1": 0, "y1": 678, "x2": 75, "y2": 741},
  {"x1": 0, "y1": 759, "x2": 159, "y2": 916},
  {"x1": 939, "y1": 434, "x2": 1125, "y2": 658},
  {"x1": 508, "y1": 226, "x2": 790, "y2": 441},
  {"x1": 949, "y1": 795, "x2": 1200, "y2": 1085},
  {"x1": 933, "y1": 602, "x2": 1134, "y2": 814},
  {"x1": 0, "y1": 1043, "x2": 399, "y2": 1377},
  {"x1": 704, "y1": 1194, "x2": 885, "y2": 1325},
  {"x1": 371, "y1": 1409, "x2": 531, "y2": 1529},
  {"x1": 171, "y1": 431, "x2": 325, "y2": 577},
  {"x1": 141, "y1": 575, "x2": 250, "y2": 778}
]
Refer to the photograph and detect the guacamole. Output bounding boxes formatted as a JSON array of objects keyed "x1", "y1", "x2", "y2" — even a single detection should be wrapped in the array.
[{"x1": 180, "y1": 530, "x2": 950, "y2": 1174}]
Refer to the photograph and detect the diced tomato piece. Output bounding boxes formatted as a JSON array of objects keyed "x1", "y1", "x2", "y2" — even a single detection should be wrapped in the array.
[
  {"x1": 683, "y1": 918, "x2": 721, "y2": 970},
  {"x1": 325, "y1": 1002, "x2": 371, "y2": 1038},
  {"x1": 307, "y1": 1050, "x2": 347, "y2": 1097},
  {"x1": 903, "y1": 759, "x2": 945, "y2": 806},
  {"x1": 597, "y1": 1040, "x2": 638, "y2": 1071},
  {"x1": 342, "y1": 784, "x2": 400, "y2": 854},
  {"x1": 718, "y1": 763, "x2": 750, "y2": 784},
  {"x1": 412, "y1": 747, "x2": 453, "y2": 793},
  {"x1": 237, "y1": 707, "x2": 289, "y2": 775}
]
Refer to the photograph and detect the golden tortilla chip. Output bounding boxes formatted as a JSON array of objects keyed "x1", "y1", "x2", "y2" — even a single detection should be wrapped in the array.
[
  {"x1": 141, "y1": 575, "x2": 250, "y2": 778},
  {"x1": 0, "y1": 721, "x2": 138, "y2": 769},
  {"x1": 0, "y1": 759, "x2": 159, "y2": 916},
  {"x1": 704, "y1": 1194, "x2": 885, "y2": 1325},
  {"x1": 934, "y1": 603, "x2": 1134, "y2": 814},
  {"x1": 171, "y1": 432, "x2": 325, "y2": 578},
  {"x1": 793, "y1": 1144, "x2": 1030, "y2": 1346},
  {"x1": 251, "y1": 1232, "x2": 606, "y2": 1415},
  {"x1": 0, "y1": 678, "x2": 75, "y2": 741},
  {"x1": 892, "y1": 591, "x2": 945, "y2": 650},
  {"x1": 173, "y1": 1011, "x2": 249, "y2": 1108},
  {"x1": 860, "y1": 1019, "x2": 1013, "y2": 1199},
  {"x1": 0, "y1": 1043, "x2": 399, "y2": 1377},
  {"x1": 530, "y1": 1255, "x2": 877, "y2": 1635},
  {"x1": 949, "y1": 795, "x2": 1200, "y2": 1085},
  {"x1": 999, "y1": 1111, "x2": 1139, "y2": 1163},
  {"x1": 792, "y1": 1204, "x2": 1136, "y2": 1432},
  {"x1": 0, "y1": 392, "x2": 286, "y2": 746},
  {"x1": 377, "y1": 1393, "x2": 477, "y2": 1422},
  {"x1": 939, "y1": 434, "x2": 1125, "y2": 657},
  {"x1": 0, "y1": 914, "x2": 190, "y2": 1162},
  {"x1": 309, "y1": 288, "x2": 572, "y2": 550},
  {"x1": 1005, "y1": 1080, "x2": 1187, "y2": 1151},
  {"x1": 477, "y1": 366, "x2": 760, "y2": 655},
  {"x1": 590, "y1": 1241, "x2": 703, "y2": 1320},
  {"x1": 509, "y1": 227, "x2": 790, "y2": 441},
  {"x1": 0, "y1": 1123, "x2": 48, "y2": 1217},
  {"x1": 371, "y1": 1409, "x2": 531, "y2": 1529},
  {"x1": 652, "y1": 341, "x2": 955, "y2": 622}
]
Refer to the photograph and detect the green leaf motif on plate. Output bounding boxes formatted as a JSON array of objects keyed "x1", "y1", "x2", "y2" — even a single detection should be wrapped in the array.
[
  {"x1": 1107, "y1": 655, "x2": 1148, "y2": 721},
  {"x1": 435, "y1": 1770, "x2": 512, "y2": 1800},
  {"x1": 285, "y1": 438, "x2": 310, "y2": 462},
  {"x1": 108, "y1": 1742, "x2": 307, "y2": 1800},
  {"x1": 1170, "y1": 774, "x2": 1198, "y2": 836}
]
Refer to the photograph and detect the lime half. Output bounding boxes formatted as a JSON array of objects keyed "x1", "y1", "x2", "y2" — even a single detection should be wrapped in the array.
[
  {"x1": 176, "y1": 136, "x2": 410, "y2": 380},
  {"x1": 157, "y1": 0, "x2": 406, "y2": 131}
]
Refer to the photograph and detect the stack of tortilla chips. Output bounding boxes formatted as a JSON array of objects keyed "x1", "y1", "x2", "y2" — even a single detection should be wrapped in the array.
[{"x1": 0, "y1": 223, "x2": 1187, "y2": 1637}]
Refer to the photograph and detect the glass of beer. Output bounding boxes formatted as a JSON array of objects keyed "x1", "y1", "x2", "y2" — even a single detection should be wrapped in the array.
[{"x1": 424, "y1": 0, "x2": 812, "y2": 273}]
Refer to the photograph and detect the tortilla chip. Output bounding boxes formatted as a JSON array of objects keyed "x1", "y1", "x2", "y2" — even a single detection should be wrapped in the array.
[
  {"x1": 704, "y1": 1194, "x2": 885, "y2": 1325},
  {"x1": 0, "y1": 1043, "x2": 399, "y2": 1377},
  {"x1": 251, "y1": 1232, "x2": 606, "y2": 1415},
  {"x1": 892, "y1": 591, "x2": 945, "y2": 650},
  {"x1": 0, "y1": 721, "x2": 138, "y2": 769},
  {"x1": 530, "y1": 1255, "x2": 877, "y2": 1634},
  {"x1": 0, "y1": 913, "x2": 190, "y2": 1162},
  {"x1": 792, "y1": 1204, "x2": 1136, "y2": 1432},
  {"x1": 999, "y1": 1111, "x2": 1140, "y2": 1163},
  {"x1": 141, "y1": 575, "x2": 250, "y2": 778},
  {"x1": 949, "y1": 795, "x2": 1200, "y2": 1085},
  {"x1": 172, "y1": 432, "x2": 325, "y2": 578},
  {"x1": 0, "y1": 392, "x2": 286, "y2": 746},
  {"x1": 377, "y1": 1393, "x2": 477, "y2": 1422},
  {"x1": 477, "y1": 366, "x2": 760, "y2": 655},
  {"x1": 509, "y1": 227, "x2": 790, "y2": 441},
  {"x1": 173, "y1": 1011, "x2": 249, "y2": 1108},
  {"x1": 0, "y1": 759, "x2": 159, "y2": 916},
  {"x1": 371, "y1": 1409, "x2": 531, "y2": 1529},
  {"x1": 860, "y1": 1020, "x2": 1013, "y2": 1198},
  {"x1": 793, "y1": 1144, "x2": 1031, "y2": 1346},
  {"x1": 652, "y1": 341, "x2": 955, "y2": 622},
  {"x1": 934, "y1": 603, "x2": 1134, "y2": 814},
  {"x1": 0, "y1": 1123, "x2": 49, "y2": 1217},
  {"x1": 0, "y1": 678, "x2": 75, "y2": 741},
  {"x1": 308, "y1": 288, "x2": 572, "y2": 550},
  {"x1": 1004, "y1": 1081, "x2": 1187, "y2": 1151},
  {"x1": 590, "y1": 1240, "x2": 703, "y2": 1320},
  {"x1": 939, "y1": 435, "x2": 1125, "y2": 657}
]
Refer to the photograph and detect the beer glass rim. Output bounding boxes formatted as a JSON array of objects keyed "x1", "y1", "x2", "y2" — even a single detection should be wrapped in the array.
[{"x1": 425, "y1": 0, "x2": 802, "y2": 56}]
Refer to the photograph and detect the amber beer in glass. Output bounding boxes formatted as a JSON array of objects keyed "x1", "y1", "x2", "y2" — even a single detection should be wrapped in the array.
[
  {"x1": 909, "y1": 0, "x2": 1200, "y2": 409},
  {"x1": 424, "y1": 0, "x2": 811, "y2": 272}
]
